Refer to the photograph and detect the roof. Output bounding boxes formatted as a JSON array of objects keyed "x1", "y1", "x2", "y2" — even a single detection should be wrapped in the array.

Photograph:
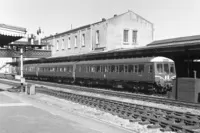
[
  {"x1": 42, "y1": 10, "x2": 153, "y2": 40},
  {"x1": 0, "y1": 23, "x2": 26, "y2": 45},
  {"x1": 0, "y1": 23, "x2": 26, "y2": 32},
  {"x1": 148, "y1": 35, "x2": 200, "y2": 46}
]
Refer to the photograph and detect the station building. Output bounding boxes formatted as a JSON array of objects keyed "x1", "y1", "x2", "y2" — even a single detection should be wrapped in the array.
[{"x1": 42, "y1": 10, "x2": 154, "y2": 57}]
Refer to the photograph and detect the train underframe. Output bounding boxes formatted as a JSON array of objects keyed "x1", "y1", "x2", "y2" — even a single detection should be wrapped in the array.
[{"x1": 24, "y1": 74, "x2": 171, "y2": 94}]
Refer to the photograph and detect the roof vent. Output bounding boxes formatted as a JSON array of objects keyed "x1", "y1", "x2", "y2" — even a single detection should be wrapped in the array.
[
  {"x1": 114, "y1": 14, "x2": 117, "y2": 17},
  {"x1": 102, "y1": 18, "x2": 106, "y2": 21}
]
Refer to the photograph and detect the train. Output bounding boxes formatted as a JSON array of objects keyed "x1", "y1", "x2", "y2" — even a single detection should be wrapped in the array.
[{"x1": 21, "y1": 56, "x2": 176, "y2": 94}]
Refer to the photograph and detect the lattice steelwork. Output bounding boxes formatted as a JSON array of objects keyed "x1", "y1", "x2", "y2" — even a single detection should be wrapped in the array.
[{"x1": 0, "y1": 48, "x2": 51, "y2": 58}]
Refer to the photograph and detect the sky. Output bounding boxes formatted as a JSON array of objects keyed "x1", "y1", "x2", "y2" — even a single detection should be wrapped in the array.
[{"x1": 0, "y1": 0, "x2": 200, "y2": 40}]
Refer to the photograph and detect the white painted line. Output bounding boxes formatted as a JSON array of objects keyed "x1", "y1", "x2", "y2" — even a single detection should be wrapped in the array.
[{"x1": 0, "y1": 103, "x2": 32, "y2": 107}]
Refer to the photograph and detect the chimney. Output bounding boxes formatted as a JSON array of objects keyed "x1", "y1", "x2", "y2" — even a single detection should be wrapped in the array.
[
  {"x1": 102, "y1": 18, "x2": 106, "y2": 21},
  {"x1": 114, "y1": 14, "x2": 117, "y2": 17}
]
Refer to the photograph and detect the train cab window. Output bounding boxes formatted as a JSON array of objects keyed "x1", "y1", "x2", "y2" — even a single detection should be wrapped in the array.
[
  {"x1": 111, "y1": 65, "x2": 115, "y2": 72},
  {"x1": 138, "y1": 64, "x2": 144, "y2": 73},
  {"x1": 148, "y1": 65, "x2": 153, "y2": 73},
  {"x1": 128, "y1": 65, "x2": 133, "y2": 73},
  {"x1": 164, "y1": 64, "x2": 169, "y2": 74},
  {"x1": 157, "y1": 63, "x2": 163, "y2": 73},
  {"x1": 119, "y1": 65, "x2": 124, "y2": 72},
  {"x1": 170, "y1": 64, "x2": 175, "y2": 74}
]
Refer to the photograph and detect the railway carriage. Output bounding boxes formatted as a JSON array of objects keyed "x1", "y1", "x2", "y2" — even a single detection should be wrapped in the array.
[
  {"x1": 37, "y1": 62, "x2": 75, "y2": 83},
  {"x1": 22, "y1": 56, "x2": 176, "y2": 94},
  {"x1": 75, "y1": 57, "x2": 175, "y2": 93},
  {"x1": 24, "y1": 64, "x2": 38, "y2": 79}
]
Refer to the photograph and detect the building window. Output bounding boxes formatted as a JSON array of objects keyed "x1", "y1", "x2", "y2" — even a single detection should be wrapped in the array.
[
  {"x1": 74, "y1": 36, "x2": 77, "y2": 48},
  {"x1": 56, "y1": 40, "x2": 59, "y2": 51},
  {"x1": 96, "y1": 30, "x2": 100, "y2": 45},
  {"x1": 48, "y1": 45, "x2": 51, "y2": 50},
  {"x1": 62, "y1": 39, "x2": 64, "y2": 50},
  {"x1": 132, "y1": 30, "x2": 137, "y2": 44},
  {"x1": 81, "y1": 34, "x2": 85, "y2": 46},
  {"x1": 68, "y1": 37, "x2": 71, "y2": 49},
  {"x1": 123, "y1": 29, "x2": 129, "y2": 44}
]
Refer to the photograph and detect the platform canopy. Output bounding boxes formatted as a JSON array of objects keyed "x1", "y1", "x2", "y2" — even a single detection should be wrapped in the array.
[{"x1": 0, "y1": 23, "x2": 26, "y2": 46}]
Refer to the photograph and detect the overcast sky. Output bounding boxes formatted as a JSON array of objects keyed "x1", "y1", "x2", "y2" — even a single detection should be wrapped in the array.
[{"x1": 0, "y1": 0, "x2": 199, "y2": 40}]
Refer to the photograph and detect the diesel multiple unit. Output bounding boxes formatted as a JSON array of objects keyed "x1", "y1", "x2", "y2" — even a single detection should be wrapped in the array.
[{"x1": 22, "y1": 57, "x2": 176, "y2": 94}]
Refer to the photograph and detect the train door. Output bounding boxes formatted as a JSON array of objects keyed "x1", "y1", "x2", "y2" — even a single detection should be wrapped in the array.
[
  {"x1": 72, "y1": 63, "x2": 76, "y2": 81},
  {"x1": 146, "y1": 63, "x2": 154, "y2": 82}
]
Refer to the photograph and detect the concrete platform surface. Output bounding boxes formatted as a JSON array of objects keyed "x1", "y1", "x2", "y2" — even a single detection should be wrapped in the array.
[{"x1": 0, "y1": 83, "x2": 132, "y2": 133}]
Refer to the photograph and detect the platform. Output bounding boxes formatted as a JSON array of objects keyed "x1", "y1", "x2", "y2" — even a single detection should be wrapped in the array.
[{"x1": 0, "y1": 83, "x2": 132, "y2": 133}]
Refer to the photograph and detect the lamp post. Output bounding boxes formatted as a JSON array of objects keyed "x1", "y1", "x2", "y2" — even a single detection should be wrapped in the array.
[{"x1": 20, "y1": 47, "x2": 25, "y2": 91}]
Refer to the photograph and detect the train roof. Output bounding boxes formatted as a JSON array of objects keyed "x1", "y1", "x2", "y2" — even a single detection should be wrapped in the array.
[
  {"x1": 24, "y1": 57, "x2": 173, "y2": 67},
  {"x1": 38, "y1": 61, "x2": 76, "y2": 67},
  {"x1": 76, "y1": 56, "x2": 174, "y2": 65}
]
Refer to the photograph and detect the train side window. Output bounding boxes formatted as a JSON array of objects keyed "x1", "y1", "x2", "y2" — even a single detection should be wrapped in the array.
[
  {"x1": 96, "y1": 65, "x2": 100, "y2": 72},
  {"x1": 157, "y1": 63, "x2": 163, "y2": 73},
  {"x1": 64, "y1": 67, "x2": 66, "y2": 72},
  {"x1": 107, "y1": 65, "x2": 111, "y2": 72},
  {"x1": 134, "y1": 65, "x2": 138, "y2": 73},
  {"x1": 111, "y1": 65, "x2": 115, "y2": 72},
  {"x1": 124, "y1": 65, "x2": 128, "y2": 73},
  {"x1": 82, "y1": 66, "x2": 85, "y2": 72},
  {"x1": 115, "y1": 65, "x2": 119, "y2": 72},
  {"x1": 85, "y1": 66, "x2": 87, "y2": 72},
  {"x1": 78, "y1": 66, "x2": 81, "y2": 72},
  {"x1": 138, "y1": 64, "x2": 144, "y2": 73},
  {"x1": 119, "y1": 65, "x2": 124, "y2": 72},
  {"x1": 60, "y1": 68, "x2": 63, "y2": 72},
  {"x1": 91, "y1": 66, "x2": 95, "y2": 72},
  {"x1": 101, "y1": 66, "x2": 105, "y2": 72},
  {"x1": 105, "y1": 66, "x2": 108, "y2": 72},
  {"x1": 68, "y1": 66, "x2": 71, "y2": 72},
  {"x1": 88, "y1": 66, "x2": 91, "y2": 72},
  {"x1": 148, "y1": 65, "x2": 153, "y2": 73},
  {"x1": 128, "y1": 65, "x2": 133, "y2": 73}
]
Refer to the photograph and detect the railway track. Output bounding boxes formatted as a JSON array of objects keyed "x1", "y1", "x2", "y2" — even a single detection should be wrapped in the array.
[
  {"x1": 26, "y1": 80, "x2": 200, "y2": 110},
  {"x1": 1, "y1": 78, "x2": 200, "y2": 132},
  {"x1": 36, "y1": 87, "x2": 200, "y2": 133},
  {"x1": 1, "y1": 78, "x2": 200, "y2": 110}
]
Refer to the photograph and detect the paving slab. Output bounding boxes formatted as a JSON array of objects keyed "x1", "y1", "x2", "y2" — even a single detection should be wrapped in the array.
[
  {"x1": 0, "y1": 93, "x2": 21, "y2": 104},
  {"x1": 0, "y1": 91, "x2": 133, "y2": 133}
]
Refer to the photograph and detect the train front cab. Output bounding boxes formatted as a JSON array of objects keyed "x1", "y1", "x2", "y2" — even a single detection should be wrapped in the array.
[{"x1": 154, "y1": 59, "x2": 176, "y2": 93}]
